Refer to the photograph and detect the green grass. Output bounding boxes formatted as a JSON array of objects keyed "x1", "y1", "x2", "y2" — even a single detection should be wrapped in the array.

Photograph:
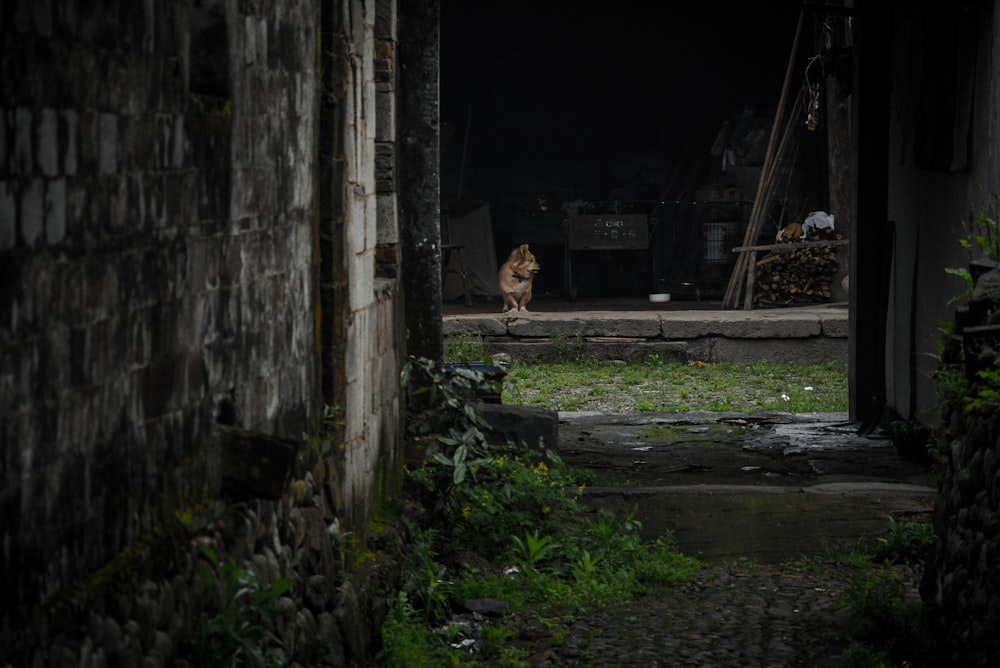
[
  {"x1": 502, "y1": 358, "x2": 848, "y2": 413},
  {"x1": 386, "y1": 359, "x2": 706, "y2": 666}
]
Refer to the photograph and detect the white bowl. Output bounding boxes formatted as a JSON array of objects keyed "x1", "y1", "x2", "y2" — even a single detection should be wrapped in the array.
[{"x1": 648, "y1": 293, "x2": 671, "y2": 303}]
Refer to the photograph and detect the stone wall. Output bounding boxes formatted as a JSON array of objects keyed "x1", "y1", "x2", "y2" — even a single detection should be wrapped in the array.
[
  {"x1": 1, "y1": 0, "x2": 410, "y2": 663},
  {"x1": 922, "y1": 263, "x2": 1000, "y2": 667},
  {"x1": 442, "y1": 307, "x2": 848, "y2": 364}
]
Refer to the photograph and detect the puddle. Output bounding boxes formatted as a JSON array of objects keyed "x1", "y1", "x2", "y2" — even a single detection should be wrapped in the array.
[
  {"x1": 558, "y1": 414, "x2": 931, "y2": 489},
  {"x1": 559, "y1": 412, "x2": 937, "y2": 562},
  {"x1": 582, "y1": 488, "x2": 934, "y2": 564},
  {"x1": 637, "y1": 422, "x2": 747, "y2": 443}
]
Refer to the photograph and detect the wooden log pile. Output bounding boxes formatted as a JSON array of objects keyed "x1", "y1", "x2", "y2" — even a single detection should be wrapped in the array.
[{"x1": 754, "y1": 233, "x2": 842, "y2": 307}]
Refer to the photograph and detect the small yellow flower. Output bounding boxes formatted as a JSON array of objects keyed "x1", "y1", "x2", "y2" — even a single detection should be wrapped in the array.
[
  {"x1": 543, "y1": 505, "x2": 551, "y2": 514},
  {"x1": 462, "y1": 506, "x2": 471, "y2": 517}
]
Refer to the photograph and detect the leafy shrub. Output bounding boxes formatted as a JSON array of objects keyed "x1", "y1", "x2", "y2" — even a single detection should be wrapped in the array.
[
  {"x1": 388, "y1": 357, "x2": 702, "y2": 664},
  {"x1": 190, "y1": 545, "x2": 292, "y2": 668},
  {"x1": 872, "y1": 518, "x2": 935, "y2": 565}
]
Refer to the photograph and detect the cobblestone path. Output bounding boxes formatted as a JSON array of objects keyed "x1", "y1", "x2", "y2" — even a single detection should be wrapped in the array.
[{"x1": 525, "y1": 563, "x2": 922, "y2": 667}]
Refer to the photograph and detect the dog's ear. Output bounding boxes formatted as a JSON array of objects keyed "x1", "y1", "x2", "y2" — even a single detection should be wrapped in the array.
[{"x1": 518, "y1": 243, "x2": 529, "y2": 255}]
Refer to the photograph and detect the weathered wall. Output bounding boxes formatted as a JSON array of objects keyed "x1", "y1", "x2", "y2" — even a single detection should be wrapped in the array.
[
  {"x1": 327, "y1": 0, "x2": 405, "y2": 533},
  {"x1": 0, "y1": 0, "x2": 411, "y2": 663},
  {"x1": 888, "y1": 2, "x2": 1000, "y2": 664},
  {"x1": 885, "y1": 0, "x2": 1000, "y2": 422}
]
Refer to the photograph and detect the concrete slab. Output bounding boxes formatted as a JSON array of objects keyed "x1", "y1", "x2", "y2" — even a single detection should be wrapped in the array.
[{"x1": 443, "y1": 297, "x2": 848, "y2": 364}]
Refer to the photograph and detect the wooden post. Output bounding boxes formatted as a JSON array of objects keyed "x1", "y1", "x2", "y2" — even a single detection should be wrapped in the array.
[{"x1": 744, "y1": 250, "x2": 758, "y2": 310}]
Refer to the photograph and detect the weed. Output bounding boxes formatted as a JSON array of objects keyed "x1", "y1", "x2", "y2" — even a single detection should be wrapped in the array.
[
  {"x1": 965, "y1": 360, "x2": 1000, "y2": 413},
  {"x1": 380, "y1": 593, "x2": 449, "y2": 667},
  {"x1": 549, "y1": 330, "x2": 586, "y2": 362},
  {"x1": 477, "y1": 624, "x2": 522, "y2": 662},
  {"x1": 723, "y1": 556, "x2": 760, "y2": 573},
  {"x1": 872, "y1": 517, "x2": 935, "y2": 565},
  {"x1": 785, "y1": 554, "x2": 827, "y2": 574},
  {"x1": 445, "y1": 334, "x2": 493, "y2": 362},
  {"x1": 512, "y1": 529, "x2": 558, "y2": 573},
  {"x1": 841, "y1": 640, "x2": 890, "y2": 668},
  {"x1": 398, "y1": 526, "x2": 454, "y2": 624},
  {"x1": 839, "y1": 566, "x2": 926, "y2": 659},
  {"x1": 190, "y1": 545, "x2": 292, "y2": 668},
  {"x1": 391, "y1": 358, "x2": 703, "y2": 663}
]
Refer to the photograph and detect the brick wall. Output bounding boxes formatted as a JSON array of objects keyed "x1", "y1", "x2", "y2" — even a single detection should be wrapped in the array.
[{"x1": 0, "y1": 0, "x2": 410, "y2": 661}]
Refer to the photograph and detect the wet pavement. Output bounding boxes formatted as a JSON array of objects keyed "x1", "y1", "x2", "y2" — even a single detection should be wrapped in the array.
[{"x1": 523, "y1": 410, "x2": 936, "y2": 666}]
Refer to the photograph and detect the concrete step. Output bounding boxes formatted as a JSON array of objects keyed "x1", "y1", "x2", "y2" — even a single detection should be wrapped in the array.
[{"x1": 444, "y1": 301, "x2": 849, "y2": 363}]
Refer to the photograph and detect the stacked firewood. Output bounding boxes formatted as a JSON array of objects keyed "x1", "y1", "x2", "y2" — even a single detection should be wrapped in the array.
[{"x1": 754, "y1": 232, "x2": 842, "y2": 307}]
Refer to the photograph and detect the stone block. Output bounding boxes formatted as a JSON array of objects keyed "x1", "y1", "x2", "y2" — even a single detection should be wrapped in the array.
[
  {"x1": 685, "y1": 336, "x2": 847, "y2": 364},
  {"x1": 37, "y1": 108, "x2": 58, "y2": 177},
  {"x1": 98, "y1": 112, "x2": 117, "y2": 174},
  {"x1": 61, "y1": 109, "x2": 78, "y2": 175},
  {"x1": 15, "y1": 107, "x2": 32, "y2": 175},
  {"x1": 44, "y1": 178, "x2": 65, "y2": 244},
  {"x1": 20, "y1": 179, "x2": 43, "y2": 247},
  {"x1": 480, "y1": 404, "x2": 559, "y2": 453},
  {"x1": 443, "y1": 315, "x2": 508, "y2": 338},
  {"x1": 820, "y1": 311, "x2": 849, "y2": 337},
  {"x1": 0, "y1": 181, "x2": 15, "y2": 250}
]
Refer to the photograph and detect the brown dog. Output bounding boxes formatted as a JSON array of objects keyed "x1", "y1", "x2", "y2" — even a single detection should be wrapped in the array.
[{"x1": 498, "y1": 243, "x2": 541, "y2": 312}]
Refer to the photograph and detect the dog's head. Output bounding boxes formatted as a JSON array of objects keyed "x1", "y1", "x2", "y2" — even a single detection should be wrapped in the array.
[{"x1": 512, "y1": 244, "x2": 541, "y2": 275}]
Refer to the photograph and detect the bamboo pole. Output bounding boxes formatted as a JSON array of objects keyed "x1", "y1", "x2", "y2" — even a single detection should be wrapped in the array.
[
  {"x1": 723, "y1": 11, "x2": 804, "y2": 308},
  {"x1": 725, "y1": 93, "x2": 803, "y2": 308}
]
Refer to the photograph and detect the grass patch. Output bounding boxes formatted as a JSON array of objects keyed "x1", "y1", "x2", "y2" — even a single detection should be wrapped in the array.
[
  {"x1": 384, "y1": 357, "x2": 704, "y2": 666},
  {"x1": 503, "y1": 358, "x2": 848, "y2": 413}
]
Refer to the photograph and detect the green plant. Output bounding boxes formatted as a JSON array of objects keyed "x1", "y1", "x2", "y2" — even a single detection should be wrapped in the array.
[
  {"x1": 572, "y1": 549, "x2": 603, "y2": 578},
  {"x1": 965, "y1": 361, "x2": 1000, "y2": 413},
  {"x1": 549, "y1": 330, "x2": 586, "y2": 363},
  {"x1": 839, "y1": 566, "x2": 927, "y2": 664},
  {"x1": 402, "y1": 356, "x2": 497, "y2": 503},
  {"x1": 873, "y1": 517, "x2": 935, "y2": 565},
  {"x1": 958, "y1": 197, "x2": 1000, "y2": 261},
  {"x1": 322, "y1": 403, "x2": 344, "y2": 437},
  {"x1": 841, "y1": 640, "x2": 890, "y2": 668},
  {"x1": 476, "y1": 624, "x2": 521, "y2": 662},
  {"x1": 380, "y1": 593, "x2": 451, "y2": 668},
  {"x1": 411, "y1": 449, "x2": 587, "y2": 557},
  {"x1": 394, "y1": 356, "x2": 703, "y2": 661},
  {"x1": 512, "y1": 529, "x2": 558, "y2": 573},
  {"x1": 191, "y1": 545, "x2": 292, "y2": 668},
  {"x1": 444, "y1": 334, "x2": 492, "y2": 362},
  {"x1": 945, "y1": 198, "x2": 1000, "y2": 302},
  {"x1": 399, "y1": 526, "x2": 454, "y2": 624}
]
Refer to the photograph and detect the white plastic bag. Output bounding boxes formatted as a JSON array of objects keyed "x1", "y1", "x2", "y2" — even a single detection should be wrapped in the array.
[{"x1": 801, "y1": 211, "x2": 835, "y2": 238}]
